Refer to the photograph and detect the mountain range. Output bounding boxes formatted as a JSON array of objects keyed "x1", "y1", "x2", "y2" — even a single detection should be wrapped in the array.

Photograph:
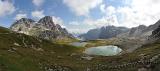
[
  {"x1": 79, "y1": 26, "x2": 129, "y2": 40},
  {"x1": 0, "y1": 22, "x2": 160, "y2": 71},
  {"x1": 118, "y1": 20, "x2": 160, "y2": 39},
  {"x1": 80, "y1": 20, "x2": 160, "y2": 40},
  {"x1": 1, "y1": 17, "x2": 160, "y2": 71},
  {"x1": 10, "y1": 15, "x2": 160, "y2": 42},
  {"x1": 10, "y1": 16, "x2": 73, "y2": 41}
]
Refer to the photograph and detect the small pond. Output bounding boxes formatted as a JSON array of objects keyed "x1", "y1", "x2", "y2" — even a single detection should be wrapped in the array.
[
  {"x1": 70, "y1": 42, "x2": 87, "y2": 47},
  {"x1": 84, "y1": 45, "x2": 122, "y2": 56}
]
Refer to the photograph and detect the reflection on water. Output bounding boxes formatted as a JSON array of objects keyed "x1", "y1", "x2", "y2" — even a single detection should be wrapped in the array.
[{"x1": 84, "y1": 45, "x2": 122, "y2": 56}]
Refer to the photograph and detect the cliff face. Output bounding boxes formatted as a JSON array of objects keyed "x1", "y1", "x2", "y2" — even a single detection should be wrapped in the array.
[
  {"x1": 118, "y1": 20, "x2": 160, "y2": 39},
  {"x1": 10, "y1": 16, "x2": 74, "y2": 40},
  {"x1": 150, "y1": 20, "x2": 160, "y2": 40},
  {"x1": 10, "y1": 18, "x2": 35, "y2": 35}
]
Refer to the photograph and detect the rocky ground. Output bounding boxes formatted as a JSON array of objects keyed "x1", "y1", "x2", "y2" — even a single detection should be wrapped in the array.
[{"x1": 112, "y1": 37, "x2": 146, "y2": 53}]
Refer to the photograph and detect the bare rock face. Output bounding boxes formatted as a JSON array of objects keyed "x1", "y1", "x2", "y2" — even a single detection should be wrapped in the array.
[
  {"x1": 149, "y1": 20, "x2": 160, "y2": 41},
  {"x1": 138, "y1": 68, "x2": 149, "y2": 71},
  {"x1": 128, "y1": 25, "x2": 147, "y2": 37},
  {"x1": 119, "y1": 20, "x2": 160, "y2": 39},
  {"x1": 10, "y1": 16, "x2": 74, "y2": 40},
  {"x1": 38, "y1": 16, "x2": 56, "y2": 30},
  {"x1": 10, "y1": 18, "x2": 35, "y2": 35}
]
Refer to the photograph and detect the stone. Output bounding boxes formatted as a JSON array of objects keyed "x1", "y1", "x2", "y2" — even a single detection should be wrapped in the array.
[
  {"x1": 70, "y1": 53, "x2": 77, "y2": 56},
  {"x1": 8, "y1": 49, "x2": 14, "y2": 52},
  {"x1": 35, "y1": 48, "x2": 44, "y2": 51},
  {"x1": 138, "y1": 67, "x2": 148, "y2": 71},
  {"x1": 81, "y1": 56, "x2": 93, "y2": 61},
  {"x1": 13, "y1": 42, "x2": 20, "y2": 46}
]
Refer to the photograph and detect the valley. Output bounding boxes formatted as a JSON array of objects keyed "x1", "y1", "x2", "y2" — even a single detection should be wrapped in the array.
[
  {"x1": 1, "y1": 0, "x2": 160, "y2": 71},
  {"x1": 0, "y1": 23, "x2": 160, "y2": 71},
  {"x1": 0, "y1": 10, "x2": 160, "y2": 71}
]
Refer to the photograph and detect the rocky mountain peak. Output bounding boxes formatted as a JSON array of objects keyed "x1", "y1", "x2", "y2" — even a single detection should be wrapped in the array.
[
  {"x1": 38, "y1": 16, "x2": 53, "y2": 23},
  {"x1": 38, "y1": 16, "x2": 56, "y2": 29},
  {"x1": 137, "y1": 25, "x2": 147, "y2": 29},
  {"x1": 99, "y1": 26, "x2": 129, "y2": 39},
  {"x1": 11, "y1": 18, "x2": 35, "y2": 28},
  {"x1": 127, "y1": 25, "x2": 147, "y2": 37},
  {"x1": 10, "y1": 16, "x2": 74, "y2": 40},
  {"x1": 56, "y1": 24, "x2": 61, "y2": 28},
  {"x1": 17, "y1": 18, "x2": 35, "y2": 23},
  {"x1": 10, "y1": 18, "x2": 35, "y2": 34},
  {"x1": 79, "y1": 25, "x2": 129, "y2": 40},
  {"x1": 150, "y1": 20, "x2": 160, "y2": 40}
]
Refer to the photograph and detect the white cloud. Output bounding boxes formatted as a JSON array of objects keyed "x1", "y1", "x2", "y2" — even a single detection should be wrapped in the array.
[
  {"x1": 68, "y1": 21, "x2": 79, "y2": 25},
  {"x1": 66, "y1": 0, "x2": 160, "y2": 33},
  {"x1": 115, "y1": 0, "x2": 160, "y2": 27},
  {"x1": 98, "y1": 0, "x2": 160, "y2": 28},
  {"x1": 52, "y1": 16, "x2": 66, "y2": 28},
  {"x1": 106, "y1": 6, "x2": 116, "y2": 15},
  {"x1": 63, "y1": 0, "x2": 103, "y2": 16},
  {"x1": 31, "y1": 11, "x2": 66, "y2": 28},
  {"x1": 67, "y1": 28, "x2": 89, "y2": 34},
  {"x1": 32, "y1": 0, "x2": 44, "y2": 7},
  {"x1": 84, "y1": 15, "x2": 119, "y2": 27},
  {"x1": 66, "y1": 20, "x2": 93, "y2": 34},
  {"x1": 100, "y1": 4, "x2": 105, "y2": 13},
  {"x1": 14, "y1": 13, "x2": 27, "y2": 20},
  {"x1": 31, "y1": 10, "x2": 45, "y2": 19},
  {"x1": 100, "y1": 5, "x2": 116, "y2": 16},
  {"x1": 66, "y1": 15, "x2": 119, "y2": 33},
  {"x1": 0, "y1": 0, "x2": 15, "y2": 16}
]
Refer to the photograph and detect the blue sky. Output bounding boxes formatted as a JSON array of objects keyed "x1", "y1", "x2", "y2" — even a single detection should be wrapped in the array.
[
  {"x1": 0, "y1": 0, "x2": 160, "y2": 33},
  {"x1": 0, "y1": 0, "x2": 77, "y2": 26}
]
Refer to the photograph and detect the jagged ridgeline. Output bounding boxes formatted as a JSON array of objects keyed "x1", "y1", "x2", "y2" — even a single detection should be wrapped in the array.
[
  {"x1": 10, "y1": 16, "x2": 74, "y2": 41},
  {"x1": 79, "y1": 19, "x2": 160, "y2": 41},
  {"x1": 79, "y1": 26, "x2": 129, "y2": 40}
]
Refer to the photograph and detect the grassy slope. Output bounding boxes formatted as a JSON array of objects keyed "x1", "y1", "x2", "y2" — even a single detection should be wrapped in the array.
[
  {"x1": 85, "y1": 39, "x2": 115, "y2": 48},
  {"x1": 89, "y1": 40, "x2": 160, "y2": 71},
  {"x1": 0, "y1": 26, "x2": 160, "y2": 71},
  {"x1": 0, "y1": 27, "x2": 84, "y2": 71}
]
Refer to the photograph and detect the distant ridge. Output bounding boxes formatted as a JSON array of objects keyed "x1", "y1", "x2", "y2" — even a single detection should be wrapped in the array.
[{"x1": 79, "y1": 26, "x2": 129, "y2": 40}]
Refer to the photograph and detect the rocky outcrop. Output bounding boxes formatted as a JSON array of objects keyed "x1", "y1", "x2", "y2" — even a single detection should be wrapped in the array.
[
  {"x1": 151, "y1": 26, "x2": 160, "y2": 38},
  {"x1": 10, "y1": 16, "x2": 73, "y2": 40},
  {"x1": 10, "y1": 18, "x2": 35, "y2": 35},
  {"x1": 117, "y1": 25, "x2": 148, "y2": 39},
  {"x1": 38, "y1": 16, "x2": 57, "y2": 30},
  {"x1": 128, "y1": 25, "x2": 147, "y2": 37},
  {"x1": 43, "y1": 65, "x2": 72, "y2": 71},
  {"x1": 118, "y1": 20, "x2": 160, "y2": 39},
  {"x1": 148, "y1": 20, "x2": 160, "y2": 41},
  {"x1": 94, "y1": 53, "x2": 160, "y2": 71}
]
